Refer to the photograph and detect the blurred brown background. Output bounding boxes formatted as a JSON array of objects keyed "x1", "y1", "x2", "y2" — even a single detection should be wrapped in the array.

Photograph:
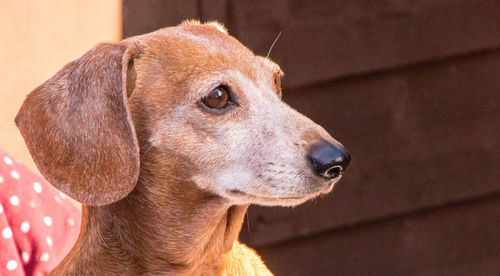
[{"x1": 2, "y1": 1, "x2": 500, "y2": 275}]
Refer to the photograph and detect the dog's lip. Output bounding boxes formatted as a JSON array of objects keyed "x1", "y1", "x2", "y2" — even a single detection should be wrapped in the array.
[
  {"x1": 227, "y1": 189, "x2": 307, "y2": 200},
  {"x1": 226, "y1": 177, "x2": 340, "y2": 200}
]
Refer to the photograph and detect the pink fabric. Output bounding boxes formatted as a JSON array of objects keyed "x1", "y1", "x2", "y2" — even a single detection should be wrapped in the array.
[{"x1": 0, "y1": 150, "x2": 81, "y2": 275}]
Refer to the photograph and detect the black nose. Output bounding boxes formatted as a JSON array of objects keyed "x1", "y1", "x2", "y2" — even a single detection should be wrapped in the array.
[{"x1": 308, "y1": 141, "x2": 351, "y2": 180}]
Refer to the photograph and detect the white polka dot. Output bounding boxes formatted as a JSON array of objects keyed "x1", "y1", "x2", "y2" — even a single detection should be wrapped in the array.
[
  {"x1": 0, "y1": 204, "x2": 3, "y2": 214},
  {"x1": 33, "y1": 182, "x2": 42, "y2": 193},
  {"x1": 29, "y1": 200, "x2": 37, "y2": 208},
  {"x1": 67, "y1": 218, "x2": 75, "y2": 226},
  {"x1": 40, "y1": 252, "x2": 49, "y2": 262},
  {"x1": 4, "y1": 156, "x2": 13, "y2": 165},
  {"x1": 20, "y1": 221, "x2": 30, "y2": 233},
  {"x1": 0, "y1": 175, "x2": 3, "y2": 183},
  {"x1": 46, "y1": 236, "x2": 53, "y2": 246},
  {"x1": 9, "y1": 196, "x2": 19, "y2": 206},
  {"x1": 21, "y1": 252, "x2": 29, "y2": 263},
  {"x1": 54, "y1": 195, "x2": 61, "y2": 202},
  {"x1": 58, "y1": 192, "x2": 67, "y2": 199},
  {"x1": 10, "y1": 170, "x2": 20, "y2": 179},
  {"x1": 6, "y1": 260, "x2": 17, "y2": 271},
  {"x1": 43, "y1": 216, "x2": 53, "y2": 227},
  {"x1": 2, "y1": 227, "x2": 12, "y2": 239}
]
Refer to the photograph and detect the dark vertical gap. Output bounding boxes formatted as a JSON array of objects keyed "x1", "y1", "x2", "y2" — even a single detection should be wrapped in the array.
[
  {"x1": 196, "y1": 0, "x2": 203, "y2": 21},
  {"x1": 121, "y1": 0, "x2": 127, "y2": 38},
  {"x1": 226, "y1": 0, "x2": 238, "y2": 37}
]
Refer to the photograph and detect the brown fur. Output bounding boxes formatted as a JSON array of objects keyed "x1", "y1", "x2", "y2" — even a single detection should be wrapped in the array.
[{"x1": 15, "y1": 21, "x2": 347, "y2": 275}]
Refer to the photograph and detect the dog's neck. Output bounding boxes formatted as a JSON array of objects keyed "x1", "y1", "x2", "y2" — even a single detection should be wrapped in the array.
[{"x1": 52, "y1": 177, "x2": 248, "y2": 275}]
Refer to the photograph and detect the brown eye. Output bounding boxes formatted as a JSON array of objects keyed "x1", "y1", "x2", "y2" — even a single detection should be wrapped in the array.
[{"x1": 202, "y1": 86, "x2": 230, "y2": 109}]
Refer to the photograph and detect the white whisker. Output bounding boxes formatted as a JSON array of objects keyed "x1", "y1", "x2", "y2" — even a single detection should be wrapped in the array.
[{"x1": 266, "y1": 31, "x2": 282, "y2": 58}]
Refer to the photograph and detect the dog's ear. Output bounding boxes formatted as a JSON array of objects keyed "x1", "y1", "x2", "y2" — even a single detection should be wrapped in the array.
[{"x1": 15, "y1": 43, "x2": 140, "y2": 206}]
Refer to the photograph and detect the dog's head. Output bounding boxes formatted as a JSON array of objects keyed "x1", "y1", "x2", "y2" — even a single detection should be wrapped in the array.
[{"x1": 15, "y1": 21, "x2": 350, "y2": 207}]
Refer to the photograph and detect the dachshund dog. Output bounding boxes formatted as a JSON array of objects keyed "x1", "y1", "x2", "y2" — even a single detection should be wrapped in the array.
[{"x1": 15, "y1": 20, "x2": 350, "y2": 275}]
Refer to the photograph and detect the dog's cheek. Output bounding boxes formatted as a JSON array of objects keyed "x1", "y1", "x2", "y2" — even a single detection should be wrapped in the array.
[{"x1": 151, "y1": 115, "x2": 233, "y2": 187}]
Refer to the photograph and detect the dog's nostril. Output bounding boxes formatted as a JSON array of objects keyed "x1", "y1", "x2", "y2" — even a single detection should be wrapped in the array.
[
  {"x1": 325, "y1": 166, "x2": 343, "y2": 179},
  {"x1": 308, "y1": 141, "x2": 351, "y2": 180}
]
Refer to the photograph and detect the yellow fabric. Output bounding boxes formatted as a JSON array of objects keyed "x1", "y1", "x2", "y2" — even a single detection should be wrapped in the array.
[{"x1": 223, "y1": 241, "x2": 273, "y2": 276}]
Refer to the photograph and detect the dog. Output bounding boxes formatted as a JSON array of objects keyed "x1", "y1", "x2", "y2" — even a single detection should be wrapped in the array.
[{"x1": 15, "y1": 20, "x2": 351, "y2": 275}]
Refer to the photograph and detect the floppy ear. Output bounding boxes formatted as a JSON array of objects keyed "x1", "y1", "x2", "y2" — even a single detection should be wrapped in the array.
[{"x1": 15, "y1": 42, "x2": 140, "y2": 206}]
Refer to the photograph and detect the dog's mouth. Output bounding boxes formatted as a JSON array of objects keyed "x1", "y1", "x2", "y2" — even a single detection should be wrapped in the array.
[
  {"x1": 225, "y1": 179, "x2": 339, "y2": 205},
  {"x1": 226, "y1": 172, "x2": 342, "y2": 199}
]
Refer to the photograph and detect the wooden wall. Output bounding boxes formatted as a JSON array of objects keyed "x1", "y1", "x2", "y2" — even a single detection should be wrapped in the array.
[{"x1": 123, "y1": 1, "x2": 500, "y2": 274}]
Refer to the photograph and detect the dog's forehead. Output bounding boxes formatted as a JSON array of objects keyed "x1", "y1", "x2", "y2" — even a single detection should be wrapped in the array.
[{"x1": 133, "y1": 24, "x2": 280, "y2": 79}]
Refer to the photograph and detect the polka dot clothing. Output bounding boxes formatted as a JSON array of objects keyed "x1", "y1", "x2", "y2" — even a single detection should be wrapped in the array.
[{"x1": 0, "y1": 151, "x2": 81, "y2": 275}]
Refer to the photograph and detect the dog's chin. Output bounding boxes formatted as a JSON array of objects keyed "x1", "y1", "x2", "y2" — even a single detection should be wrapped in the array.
[
  {"x1": 224, "y1": 179, "x2": 339, "y2": 207},
  {"x1": 249, "y1": 194, "x2": 317, "y2": 207}
]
